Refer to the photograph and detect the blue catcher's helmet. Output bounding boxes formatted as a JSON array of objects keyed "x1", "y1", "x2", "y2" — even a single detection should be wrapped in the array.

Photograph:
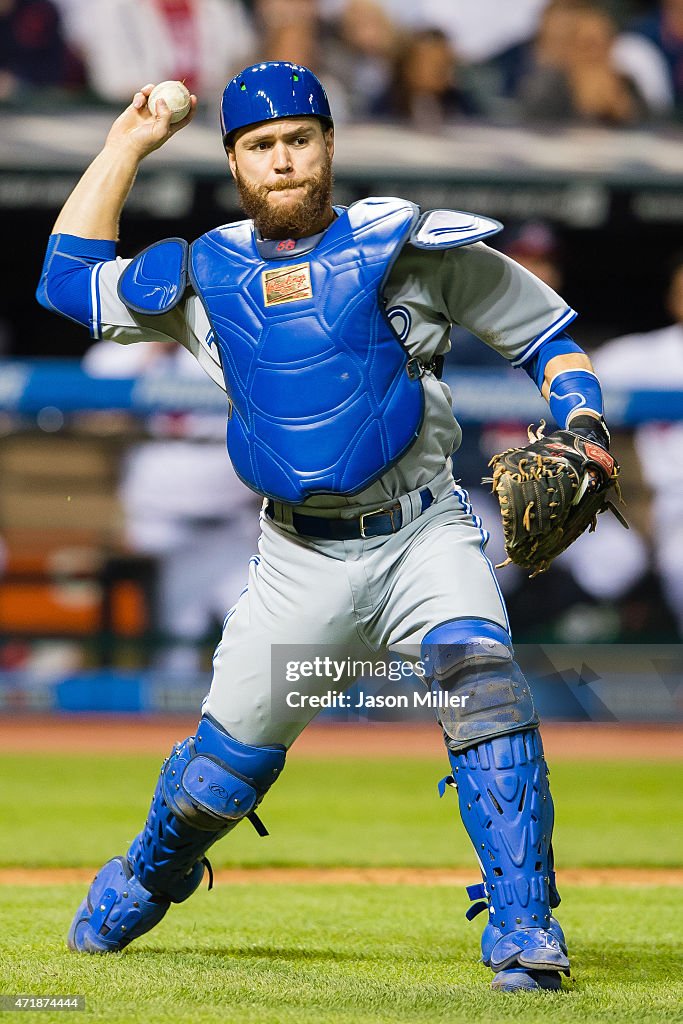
[{"x1": 221, "y1": 62, "x2": 332, "y2": 146}]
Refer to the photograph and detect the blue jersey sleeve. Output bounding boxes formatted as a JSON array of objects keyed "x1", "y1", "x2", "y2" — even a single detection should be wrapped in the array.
[{"x1": 36, "y1": 234, "x2": 117, "y2": 332}]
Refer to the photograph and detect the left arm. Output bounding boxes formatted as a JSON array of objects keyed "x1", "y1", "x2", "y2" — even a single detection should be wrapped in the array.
[
  {"x1": 540, "y1": 352, "x2": 595, "y2": 408},
  {"x1": 525, "y1": 341, "x2": 611, "y2": 449},
  {"x1": 436, "y1": 241, "x2": 611, "y2": 447}
]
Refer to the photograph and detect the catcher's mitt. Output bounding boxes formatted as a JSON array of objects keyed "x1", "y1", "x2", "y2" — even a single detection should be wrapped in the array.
[{"x1": 486, "y1": 422, "x2": 627, "y2": 577}]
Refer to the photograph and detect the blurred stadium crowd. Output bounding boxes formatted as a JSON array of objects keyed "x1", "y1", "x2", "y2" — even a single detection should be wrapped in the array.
[
  {"x1": 0, "y1": 0, "x2": 682, "y2": 684},
  {"x1": 0, "y1": 0, "x2": 681, "y2": 125}
]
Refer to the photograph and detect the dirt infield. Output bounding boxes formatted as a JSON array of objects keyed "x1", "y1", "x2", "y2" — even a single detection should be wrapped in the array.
[
  {"x1": 0, "y1": 716, "x2": 681, "y2": 759},
  {"x1": 0, "y1": 866, "x2": 678, "y2": 887}
]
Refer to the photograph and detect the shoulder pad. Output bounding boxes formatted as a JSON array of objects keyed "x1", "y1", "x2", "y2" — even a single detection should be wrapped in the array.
[
  {"x1": 345, "y1": 196, "x2": 418, "y2": 229},
  {"x1": 409, "y1": 210, "x2": 503, "y2": 250},
  {"x1": 347, "y1": 196, "x2": 417, "y2": 216},
  {"x1": 118, "y1": 237, "x2": 189, "y2": 315}
]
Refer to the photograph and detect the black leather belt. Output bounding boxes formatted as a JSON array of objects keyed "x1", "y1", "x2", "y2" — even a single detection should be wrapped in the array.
[{"x1": 265, "y1": 487, "x2": 434, "y2": 540}]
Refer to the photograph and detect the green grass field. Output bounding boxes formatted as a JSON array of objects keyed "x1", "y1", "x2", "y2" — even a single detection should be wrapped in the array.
[
  {"x1": 0, "y1": 755, "x2": 680, "y2": 868},
  {"x1": 1, "y1": 752, "x2": 681, "y2": 1024}
]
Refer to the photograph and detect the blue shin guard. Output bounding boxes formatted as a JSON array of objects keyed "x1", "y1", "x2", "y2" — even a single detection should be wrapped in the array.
[
  {"x1": 68, "y1": 716, "x2": 285, "y2": 953},
  {"x1": 446, "y1": 728, "x2": 569, "y2": 989}
]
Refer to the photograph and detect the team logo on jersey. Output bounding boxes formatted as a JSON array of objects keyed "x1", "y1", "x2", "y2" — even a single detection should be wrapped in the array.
[
  {"x1": 262, "y1": 262, "x2": 313, "y2": 306},
  {"x1": 386, "y1": 304, "x2": 412, "y2": 341}
]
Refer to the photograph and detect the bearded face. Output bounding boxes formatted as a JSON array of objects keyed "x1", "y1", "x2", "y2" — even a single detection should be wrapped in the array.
[{"x1": 233, "y1": 149, "x2": 334, "y2": 240}]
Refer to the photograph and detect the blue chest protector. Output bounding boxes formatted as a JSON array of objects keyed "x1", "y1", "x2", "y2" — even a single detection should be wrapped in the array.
[
  {"x1": 189, "y1": 198, "x2": 423, "y2": 503},
  {"x1": 118, "y1": 200, "x2": 503, "y2": 504}
]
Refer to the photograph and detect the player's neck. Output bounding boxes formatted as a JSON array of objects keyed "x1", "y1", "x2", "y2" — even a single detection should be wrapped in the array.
[
  {"x1": 296, "y1": 206, "x2": 336, "y2": 239},
  {"x1": 260, "y1": 206, "x2": 335, "y2": 242},
  {"x1": 255, "y1": 209, "x2": 337, "y2": 257},
  {"x1": 256, "y1": 218, "x2": 334, "y2": 259}
]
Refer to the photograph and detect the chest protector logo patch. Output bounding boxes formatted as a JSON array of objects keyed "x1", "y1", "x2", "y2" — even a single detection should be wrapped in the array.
[{"x1": 262, "y1": 262, "x2": 313, "y2": 306}]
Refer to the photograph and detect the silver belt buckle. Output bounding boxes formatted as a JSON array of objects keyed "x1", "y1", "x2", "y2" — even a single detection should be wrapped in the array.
[{"x1": 359, "y1": 505, "x2": 398, "y2": 538}]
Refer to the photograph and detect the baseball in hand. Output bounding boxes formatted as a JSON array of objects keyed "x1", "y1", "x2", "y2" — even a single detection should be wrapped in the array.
[{"x1": 148, "y1": 81, "x2": 192, "y2": 123}]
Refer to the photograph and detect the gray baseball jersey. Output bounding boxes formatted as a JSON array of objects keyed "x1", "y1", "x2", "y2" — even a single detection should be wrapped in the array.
[
  {"x1": 94, "y1": 238, "x2": 573, "y2": 510},
  {"x1": 91, "y1": 226, "x2": 574, "y2": 746}
]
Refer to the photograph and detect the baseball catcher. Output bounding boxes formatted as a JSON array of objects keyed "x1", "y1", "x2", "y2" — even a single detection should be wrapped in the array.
[{"x1": 36, "y1": 61, "x2": 622, "y2": 992}]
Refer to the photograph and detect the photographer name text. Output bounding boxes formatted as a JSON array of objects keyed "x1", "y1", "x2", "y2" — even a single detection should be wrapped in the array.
[{"x1": 285, "y1": 690, "x2": 469, "y2": 709}]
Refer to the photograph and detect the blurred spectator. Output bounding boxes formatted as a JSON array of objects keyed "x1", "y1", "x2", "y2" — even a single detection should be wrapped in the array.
[
  {"x1": 498, "y1": 1, "x2": 674, "y2": 120},
  {"x1": 322, "y1": 0, "x2": 551, "y2": 121},
  {"x1": 626, "y1": 0, "x2": 683, "y2": 115},
  {"x1": 417, "y1": 0, "x2": 549, "y2": 63},
  {"x1": 83, "y1": 339, "x2": 261, "y2": 673},
  {"x1": 375, "y1": 28, "x2": 480, "y2": 128},
  {"x1": 256, "y1": 0, "x2": 318, "y2": 64},
  {"x1": 502, "y1": 220, "x2": 563, "y2": 292},
  {"x1": 323, "y1": 0, "x2": 402, "y2": 119},
  {"x1": 517, "y1": 1, "x2": 652, "y2": 125},
  {"x1": 53, "y1": 0, "x2": 254, "y2": 107},
  {"x1": 0, "y1": 0, "x2": 84, "y2": 103},
  {"x1": 565, "y1": 253, "x2": 683, "y2": 638},
  {"x1": 253, "y1": 0, "x2": 350, "y2": 121},
  {"x1": 322, "y1": 0, "x2": 549, "y2": 63},
  {"x1": 612, "y1": 27, "x2": 675, "y2": 118}
]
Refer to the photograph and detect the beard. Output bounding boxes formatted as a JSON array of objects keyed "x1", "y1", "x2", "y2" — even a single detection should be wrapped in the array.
[{"x1": 234, "y1": 155, "x2": 334, "y2": 240}]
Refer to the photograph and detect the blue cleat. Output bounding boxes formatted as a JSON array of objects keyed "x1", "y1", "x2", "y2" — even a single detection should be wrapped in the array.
[
  {"x1": 67, "y1": 857, "x2": 179, "y2": 953},
  {"x1": 482, "y1": 916, "x2": 570, "y2": 974},
  {"x1": 491, "y1": 968, "x2": 563, "y2": 992}
]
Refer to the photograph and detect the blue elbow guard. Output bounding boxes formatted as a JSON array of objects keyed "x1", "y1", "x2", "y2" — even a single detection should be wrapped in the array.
[
  {"x1": 548, "y1": 368, "x2": 604, "y2": 428},
  {"x1": 36, "y1": 234, "x2": 116, "y2": 328}
]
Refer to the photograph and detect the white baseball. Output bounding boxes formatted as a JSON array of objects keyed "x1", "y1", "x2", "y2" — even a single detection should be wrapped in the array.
[{"x1": 148, "y1": 81, "x2": 192, "y2": 123}]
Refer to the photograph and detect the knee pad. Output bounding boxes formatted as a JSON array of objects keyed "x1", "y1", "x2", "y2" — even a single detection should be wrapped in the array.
[
  {"x1": 161, "y1": 715, "x2": 286, "y2": 832},
  {"x1": 128, "y1": 716, "x2": 286, "y2": 901},
  {"x1": 421, "y1": 619, "x2": 538, "y2": 752}
]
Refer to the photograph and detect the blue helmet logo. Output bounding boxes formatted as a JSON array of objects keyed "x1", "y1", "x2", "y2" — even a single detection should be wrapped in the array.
[{"x1": 221, "y1": 62, "x2": 332, "y2": 145}]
